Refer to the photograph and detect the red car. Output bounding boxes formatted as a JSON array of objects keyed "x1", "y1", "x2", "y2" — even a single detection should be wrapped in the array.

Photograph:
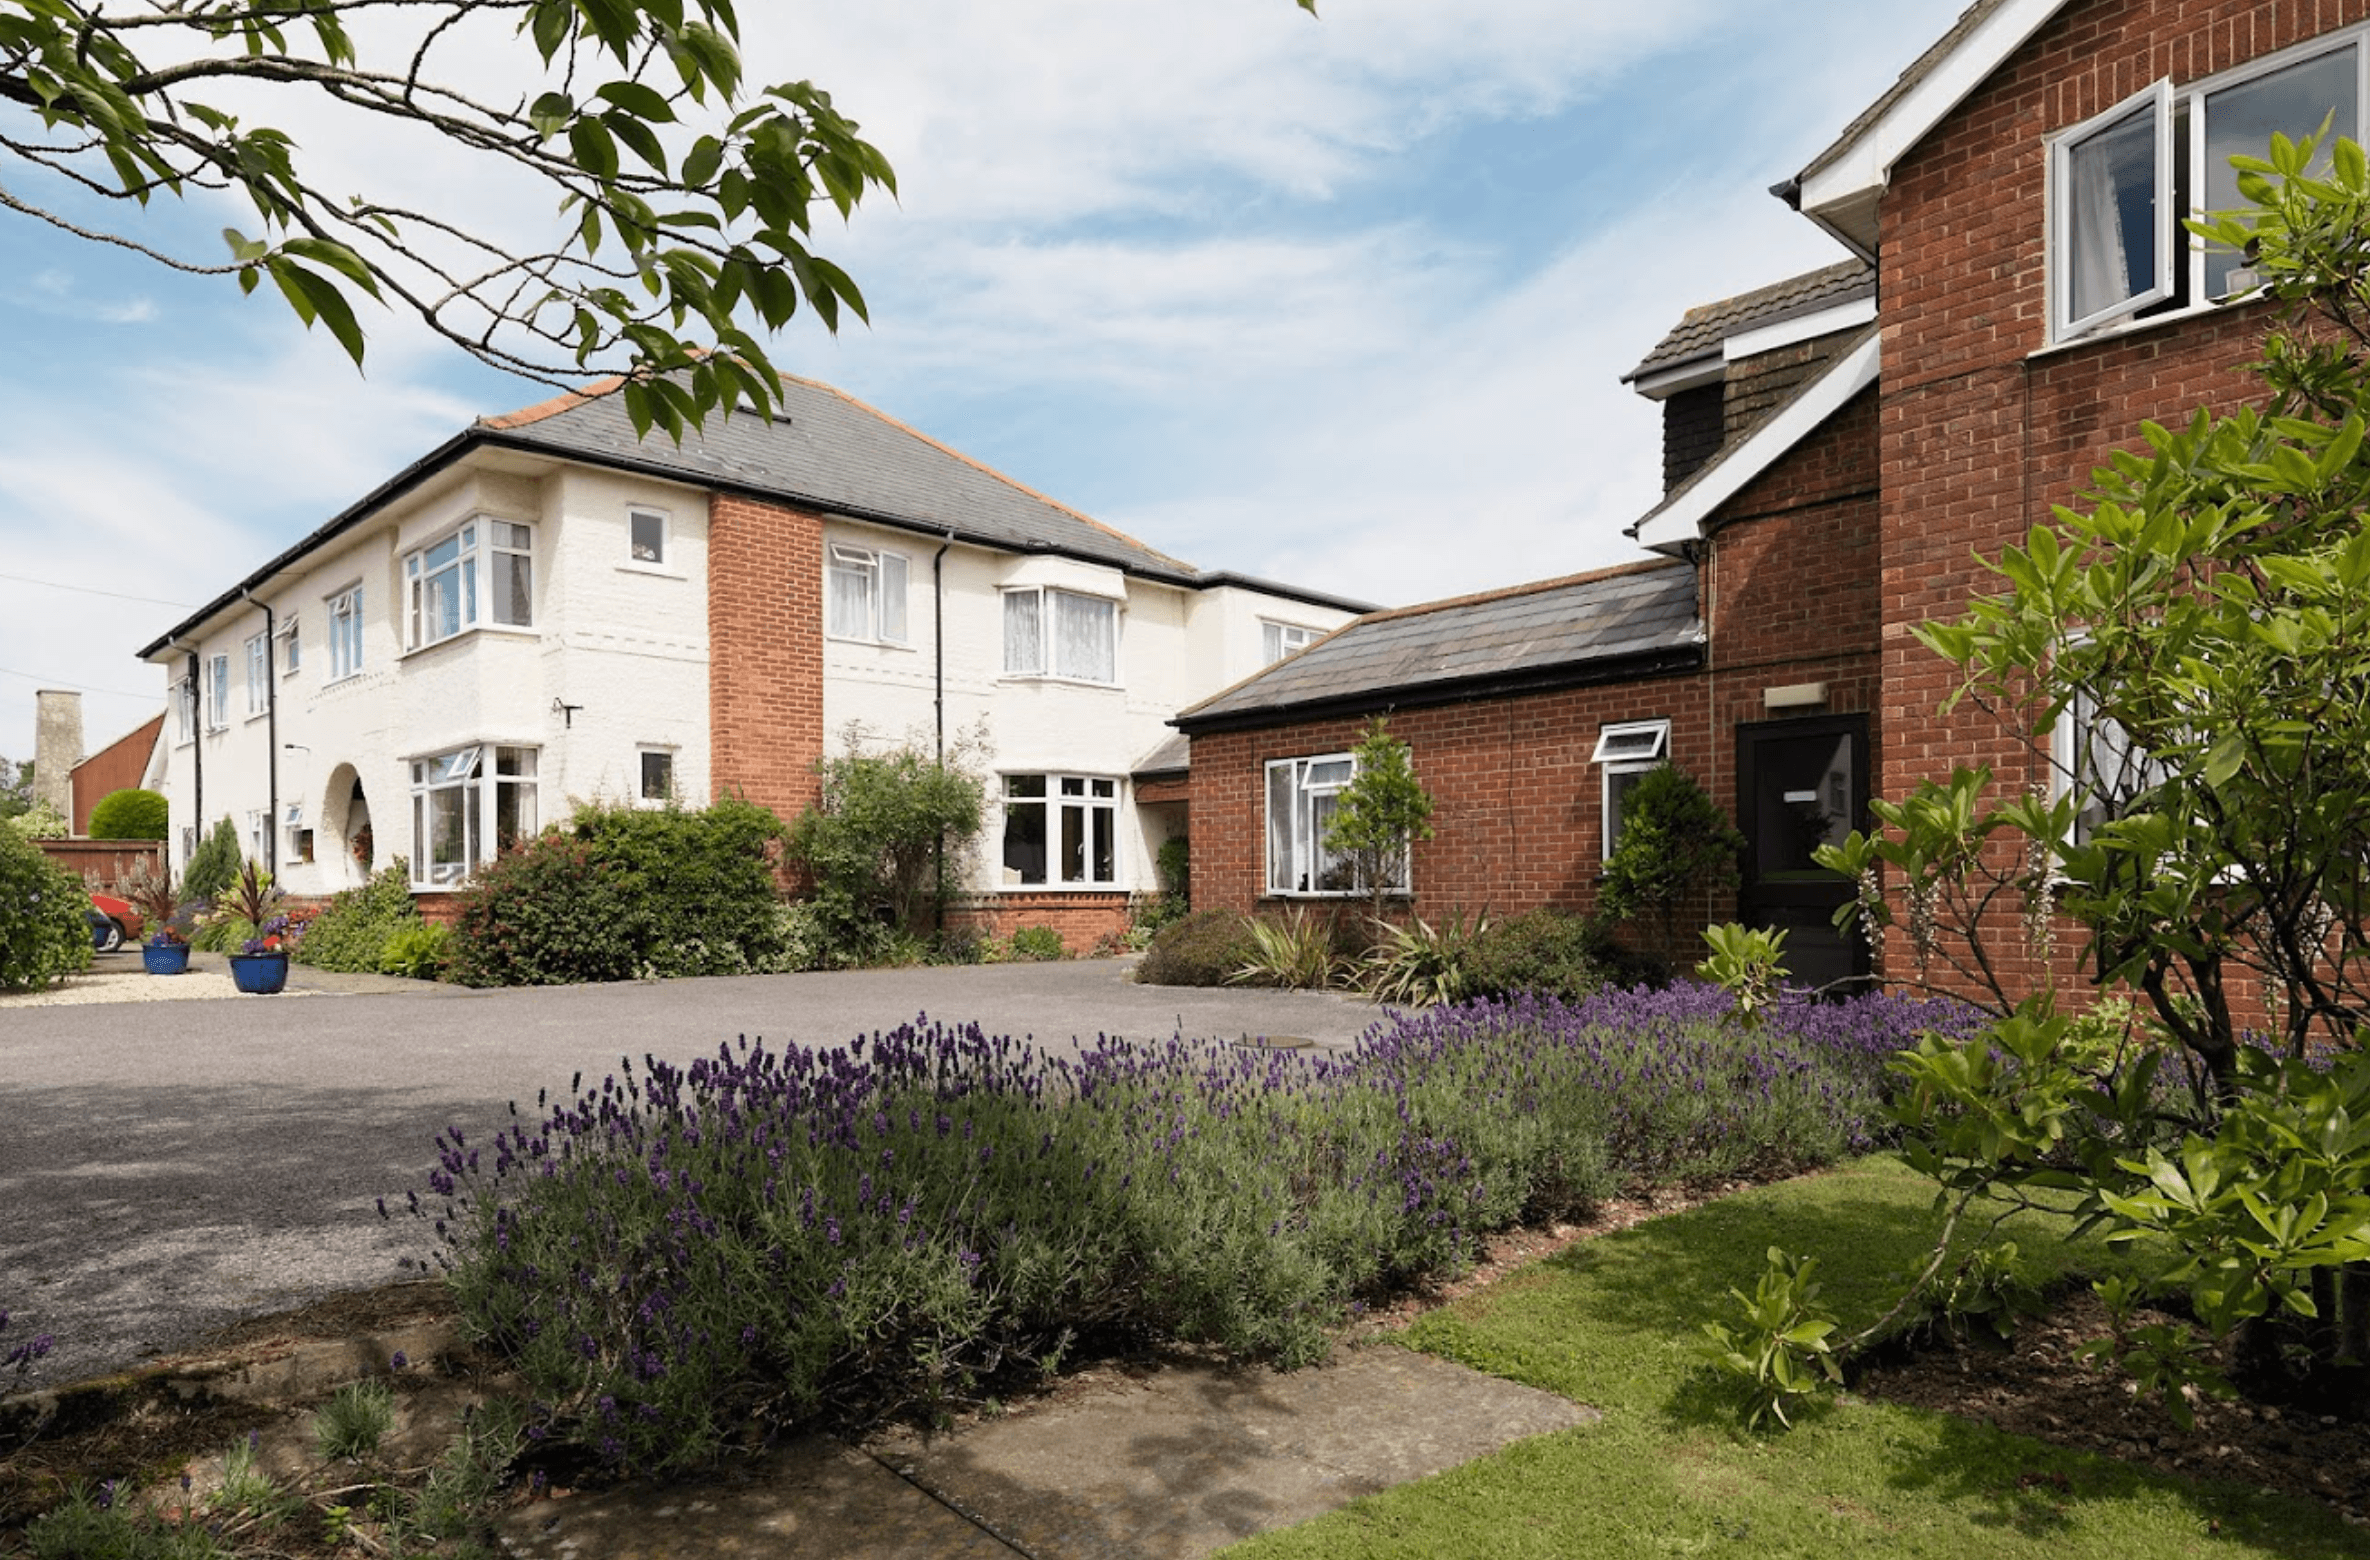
[{"x1": 87, "y1": 891, "x2": 143, "y2": 952}]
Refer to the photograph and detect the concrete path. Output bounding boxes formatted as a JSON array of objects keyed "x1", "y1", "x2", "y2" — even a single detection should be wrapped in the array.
[{"x1": 0, "y1": 956, "x2": 1385, "y2": 1388}]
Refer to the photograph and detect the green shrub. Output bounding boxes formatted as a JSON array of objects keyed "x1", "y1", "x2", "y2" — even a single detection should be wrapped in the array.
[
  {"x1": 1155, "y1": 835, "x2": 1191, "y2": 899},
  {"x1": 1230, "y1": 907, "x2": 1339, "y2": 990},
  {"x1": 1004, "y1": 924, "x2": 1066, "y2": 962},
  {"x1": 1362, "y1": 908, "x2": 1490, "y2": 1007},
  {"x1": 292, "y1": 861, "x2": 423, "y2": 972},
  {"x1": 0, "y1": 827, "x2": 91, "y2": 993},
  {"x1": 1133, "y1": 907, "x2": 1256, "y2": 986},
  {"x1": 3, "y1": 798, "x2": 68, "y2": 839},
  {"x1": 378, "y1": 921, "x2": 456, "y2": 981},
  {"x1": 451, "y1": 797, "x2": 789, "y2": 986},
  {"x1": 1464, "y1": 907, "x2": 1614, "y2": 1002},
  {"x1": 181, "y1": 818, "x2": 241, "y2": 905},
  {"x1": 86, "y1": 787, "x2": 168, "y2": 840},
  {"x1": 1596, "y1": 764, "x2": 1744, "y2": 968},
  {"x1": 785, "y1": 742, "x2": 985, "y2": 938}
]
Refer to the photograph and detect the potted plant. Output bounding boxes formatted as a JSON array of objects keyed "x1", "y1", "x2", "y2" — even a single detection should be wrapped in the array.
[
  {"x1": 120, "y1": 859, "x2": 192, "y2": 976},
  {"x1": 217, "y1": 859, "x2": 291, "y2": 995}
]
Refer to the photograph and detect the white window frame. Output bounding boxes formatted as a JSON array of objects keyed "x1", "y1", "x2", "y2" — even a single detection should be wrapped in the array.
[
  {"x1": 628, "y1": 508, "x2": 669, "y2": 568},
  {"x1": 2188, "y1": 32, "x2": 2367, "y2": 301},
  {"x1": 244, "y1": 632, "x2": 269, "y2": 717},
  {"x1": 173, "y1": 677, "x2": 197, "y2": 745},
  {"x1": 999, "y1": 772, "x2": 1122, "y2": 889},
  {"x1": 204, "y1": 654, "x2": 230, "y2": 731},
  {"x1": 2049, "y1": 79, "x2": 2177, "y2": 341},
  {"x1": 1261, "y1": 620, "x2": 1321, "y2": 665},
  {"x1": 403, "y1": 518, "x2": 533, "y2": 650},
  {"x1": 1002, "y1": 586, "x2": 1120, "y2": 684},
  {"x1": 326, "y1": 583, "x2": 365, "y2": 683},
  {"x1": 637, "y1": 746, "x2": 677, "y2": 805},
  {"x1": 279, "y1": 614, "x2": 301, "y2": 677},
  {"x1": 1593, "y1": 719, "x2": 1671, "y2": 861},
  {"x1": 1265, "y1": 753, "x2": 1385, "y2": 898},
  {"x1": 408, "y1": 743, "x2": 539, "y2": 887},
  {"x1": 825, "y1": 542, "x2": 910, "y2": 644}
]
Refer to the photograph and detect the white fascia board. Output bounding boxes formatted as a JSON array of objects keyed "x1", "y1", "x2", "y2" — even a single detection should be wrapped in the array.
[
  {"x1": 1628, "y1": 356, "x2": 1725, "y2": 401},
  {"x1": 1795, "y1": 0, "x2": 2069, "y2": 242},
  {"x1": 1724, "y1": 297, "x2": 1878, "y2": 363},
  {"x1": 1632, "y1": 333, "x2": 1881, "y2": 554}
]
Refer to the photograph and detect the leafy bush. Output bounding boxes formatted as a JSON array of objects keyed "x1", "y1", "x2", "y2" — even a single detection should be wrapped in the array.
[
  {"x1": 1362, "y1": 909, "x2": 1490, "y2": 1007},
  {"x1": 1155, "y1": 835, "x2": 1191, "y2": 899},
  {"x1": 1698, "y1": 1248, "x2": 1843, "y2": 1431},
  {"x1": 1229, "y1": 908, "x2": 1339, "y2": 989},
  {"x1": 3, "y1": 797, "x2": 68, "y2": 839},
  {"x1": 181, "y1": 818, "x2": 241, "y2": 906},
  {"x1": 292, "y1": 861, "x2": 423, "y2": 972},
  {"x1": 378, "y1": 921, "x2": 456, "y2": 981},
  {"x1": 785, "y1": 739, "x2": 985, "y2": 940},
  {"x1": 1462, "y1": 907, "x2": 1611, "y2": 1002},
  {"x1": 1003, "y1": 924, "x2": 1066, "y2": 961},
  {"x1": 0, "y1": 826, "x2": 91, "y2": 993},
  {"x1": 1595, "y1": 764, "x2": 1744, "y2": 967},
  {"x1": 415, "y1": 982, "x2": 1977, "y2": 1474},
  {"x1": 450, "y1": 797, "x2": 788, "y2": 986},
  {"x1": 1133, "y1": 907, "x2": 1257, "y2": 986},
  {"x1": 86, "y1": 787, "x2": 168, "y2": 840}
]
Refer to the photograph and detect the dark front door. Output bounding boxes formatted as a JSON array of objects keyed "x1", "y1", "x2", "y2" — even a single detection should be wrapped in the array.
[{"x1": 1736, "y1": 714, "x2": 1870, "y2": 994}]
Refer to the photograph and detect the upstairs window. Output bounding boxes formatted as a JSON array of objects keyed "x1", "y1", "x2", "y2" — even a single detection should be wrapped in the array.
[
  {"x1": 327, "y1": 585, "x2": 364, "y2": 681},
  {"x1": 173, "y1": 678, "x2": 196, "y2": 744},
  {"x1": 204, "y1": 654, "x2": 229, "y2": 731},
  {"x1": 244, "y1": 632, "x2": 269, "y2": 716},
  {"x1": 2053, "y1": 81, "x2": 2175, "y2": 339},
  {"x1": 404, "y1": 520, "x2": 531, "y2": 648},
  {"x1": 1004, "y1": 587, "x2": 1117, "y2": 683},
  {"x1": 826, "y1": 543, "x2": 909, "y2": 643},
  {"x1": 630, "y1": 509, "x2": 668, "y2": 566},
  {"x1": 279, "y1": 614, "x2": 300, "y2": 677},
  {"x1": 1261, "y1": 621, "x2": 1321, "y2": 665}
]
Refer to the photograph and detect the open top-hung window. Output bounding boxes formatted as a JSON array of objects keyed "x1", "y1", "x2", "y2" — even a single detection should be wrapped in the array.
[{"x1": 1593, "y1": 719, "x2": 1670, "y2": 859}]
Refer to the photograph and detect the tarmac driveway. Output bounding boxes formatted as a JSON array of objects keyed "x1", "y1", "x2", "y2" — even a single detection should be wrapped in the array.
[{"x1": 0, "y1": 959, "x2": 1384, "y2": 1388}]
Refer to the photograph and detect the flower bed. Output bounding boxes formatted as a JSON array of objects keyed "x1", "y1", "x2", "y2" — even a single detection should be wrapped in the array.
[{"x1": 408, "y1": 983, "x2": 1982, "y2": 1472}]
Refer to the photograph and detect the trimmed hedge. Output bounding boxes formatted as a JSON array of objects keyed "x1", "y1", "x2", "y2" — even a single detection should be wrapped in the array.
[{"x1": 87, "y1": 788, "x2": 168, "y2": 841}]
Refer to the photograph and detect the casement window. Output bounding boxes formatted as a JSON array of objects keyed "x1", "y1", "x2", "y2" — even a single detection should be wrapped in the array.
[
  {"x1": 1003, "y1": 587, "x2": 1118, "y2": 683},
  {"x1": 404, "y1": 519, "x2": 532, "y2": 648},
  {"x1": 245, "y1": 809, "x2": 267, "y2": 865},
  {"x1": 1265, "y1": 754, "x2": 1373, "y2": 896},
  {"x1": 409, "y1": 744, "x2": 538, "y2": 886},
  {"x1": 629, "y1": 509, "x2": 668, "y2": 566},
  {"x1": 1261, "y1": 621, "x2": 1321, "y2": 666},
  {"x1": 279, "y1": 615, "x2": 300, "y2": 677},
  {"x1": 1001, "y1": 773, "x2": 1119, "y2": 888},
  {"x1": 1592, "y1": 719, "x2": 1671, "y2": 859},
  {"x1": 244, "y1": 632, "x2": 269, "y2": 716},
  {"x1": 179, "y1": 825, "x2": 196, "y2": 869},
  {"x1": 2049, "y1": 687, "x2": 2169, "y2": 849},
  {"x1": 826, "y1": 543, "x2": 910, "y2": 643},
  {"x1": 638, "y1": 748, "x2": 675, "y2": 803},
  {"x1": 204, "y1": 654, "x2": 230, "y2": 731},
  {"x1": 173, "y1": 678, "x2": 197, "y2": 744},
  {"x1": 327, "y1": 585, "x2": 364, "y2": 681},
  {"x1": 2049, "y1": 29, "x2": 2369, "y2": 341},
  {"x1": 284, "y1": 802, "x2": 311, "y2": 865}
]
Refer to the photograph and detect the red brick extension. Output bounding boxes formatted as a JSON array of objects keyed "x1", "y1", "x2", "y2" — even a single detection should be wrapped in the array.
[{"x1": 706, "y1": 493, "x2": 827, "y2": 821}]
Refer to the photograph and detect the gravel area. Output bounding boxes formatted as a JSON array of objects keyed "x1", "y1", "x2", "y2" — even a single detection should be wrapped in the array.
[{"x1": 0, "y1": 955, "x2": 316, "y2": 1008}]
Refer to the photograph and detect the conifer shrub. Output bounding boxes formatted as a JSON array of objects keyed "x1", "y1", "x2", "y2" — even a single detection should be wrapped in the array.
[{"x1": 181, "y1": 818, "x2": 242, "y2": 906}]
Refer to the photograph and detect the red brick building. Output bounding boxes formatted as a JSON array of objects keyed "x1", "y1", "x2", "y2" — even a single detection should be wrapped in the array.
[{"x1": 1177, "y1": 0, "x2": 2359, "y2": 997}]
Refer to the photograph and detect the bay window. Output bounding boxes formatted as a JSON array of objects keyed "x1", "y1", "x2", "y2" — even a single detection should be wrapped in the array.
[
  {"x1": 404, "y1": 519, "x2": 532, "y2": 649},
  {"x1": 410, "y1": 744, "x2": 538, "y2": 885},
  {"x1": 1003, "y1": 587, "x2": 1117, "y2": 683},
  {"x1": 826, "y1": 543, "x2": 909, "y2": 643},
  {"x1": 1001, "y1": 773, "x2": 1119, "y2": 888}
]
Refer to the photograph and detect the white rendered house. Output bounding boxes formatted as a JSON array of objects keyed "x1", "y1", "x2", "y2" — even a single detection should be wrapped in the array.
[{"x1": 139, "y1": 375, "x2": 1363, "y2": 943}]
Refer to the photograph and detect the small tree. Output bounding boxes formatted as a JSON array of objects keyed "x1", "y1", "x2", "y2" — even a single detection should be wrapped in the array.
[
  {"x1": 1594, "y1": 764, "x2": 1744, "y2": 971},
  {"x1": 88, "y1": 788, "x2": 169, "y2": 841},
  {"x1": 787, "y1": 736, "x2": 986, "y2": 940},
  {"x1": 182, "y1": 819, "x2": 243, "y2": 906},
  {"x1": 1324, "y1": 716, "x2": 1435, "y2": 924}
]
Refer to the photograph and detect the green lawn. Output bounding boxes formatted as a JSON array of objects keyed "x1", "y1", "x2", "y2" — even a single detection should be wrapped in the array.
[{"x1": 1225, "y1": 1156, "x2": 2367, "y2": 1559}]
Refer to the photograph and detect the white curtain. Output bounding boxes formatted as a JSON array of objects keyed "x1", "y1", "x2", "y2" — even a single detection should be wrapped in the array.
[
  {"x1": 1003, "y1": 590, "x2": 1042, "y2": 673},
  {"x1": 828, "y1": 550, "x2": 872, "y2": 638},
  {"x1": 1053, "y1": 591, "x2": 1116, "y2": 681},
  {"x1": 2067, "y1": 103, "x2": 2156, "y2": 327}
]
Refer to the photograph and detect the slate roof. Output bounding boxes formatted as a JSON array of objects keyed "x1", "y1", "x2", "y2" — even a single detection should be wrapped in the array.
[
  {"x1": 1174, "y1": 560, "x2": 1702, "y2": 732},
  {"x1": 1132, "y1": 731, "x2": 1191, "y2": 778},
  {"x1": 1622, "y1": 260, "x2": 1875, "y2": 383},
  {"x1": 480, "y1": 373, "x2": 1203, "y2": 581},
  {"x1": 141, "y1": 374, "x2": 1367, "y2": 658}
]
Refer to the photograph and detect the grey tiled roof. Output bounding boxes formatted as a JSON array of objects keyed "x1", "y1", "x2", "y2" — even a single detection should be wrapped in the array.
[
  {"x1": 1623, "y1": 261, "x2": 1875, "y2": 383},
  {"x1": 482, "y1": 374, "x2": 1200, "y2": 580},
  {"x1": 1176, "y1": 561, "x2": 1701, "y2": 730},
  {"x1": 1132, "y1": 731, "x2": 1191, "y2": 777}
]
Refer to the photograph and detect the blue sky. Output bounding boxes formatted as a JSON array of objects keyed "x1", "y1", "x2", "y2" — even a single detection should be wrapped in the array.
[{"x1": 0, "y1": 0, "x2": 1963, "y2": 765}]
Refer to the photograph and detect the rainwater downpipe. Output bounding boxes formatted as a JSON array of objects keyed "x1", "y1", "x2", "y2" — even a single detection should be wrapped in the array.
[{"x1": 240, "y1": 588, "x2": 278, "y2": 874}]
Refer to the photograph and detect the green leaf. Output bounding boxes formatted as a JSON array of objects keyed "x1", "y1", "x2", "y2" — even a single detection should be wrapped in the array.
[{"x1": 596, "y1": 81, "x2": 678, "y2": 123}]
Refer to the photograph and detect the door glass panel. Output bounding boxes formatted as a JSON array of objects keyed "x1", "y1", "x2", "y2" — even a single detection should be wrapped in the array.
[{"x1": 1752, "y1": 733, "x2": 1854, "y2": 881}]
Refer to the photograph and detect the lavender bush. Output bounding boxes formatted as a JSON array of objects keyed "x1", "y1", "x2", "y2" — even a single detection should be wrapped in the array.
[{"x1": 410, "y1": 983, "x2": 1978, "y2": 1472}]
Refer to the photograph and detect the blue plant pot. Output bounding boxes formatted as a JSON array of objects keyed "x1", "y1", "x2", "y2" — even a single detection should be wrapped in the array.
[
  {"x1": 229, "y1": 952, "x2": 290, "y2": 995},
  {"x1": 142, "y1": 942, "x2": 191, "y2": 976}
]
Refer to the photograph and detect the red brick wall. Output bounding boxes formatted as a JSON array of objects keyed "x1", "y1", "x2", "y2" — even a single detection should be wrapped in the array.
[
  {"x1": 1872, "y1": 0, "x2": 2370, "y2": 996},
  {"x1": 69, "y1": 714, "x2": 164, "y2": 836},
  {"x1": 947, "y1": 892, "x2": 1132, "y2": 954},
  {"x1": 707, "y1": 494, "x2": 826, "y2": 822}
]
